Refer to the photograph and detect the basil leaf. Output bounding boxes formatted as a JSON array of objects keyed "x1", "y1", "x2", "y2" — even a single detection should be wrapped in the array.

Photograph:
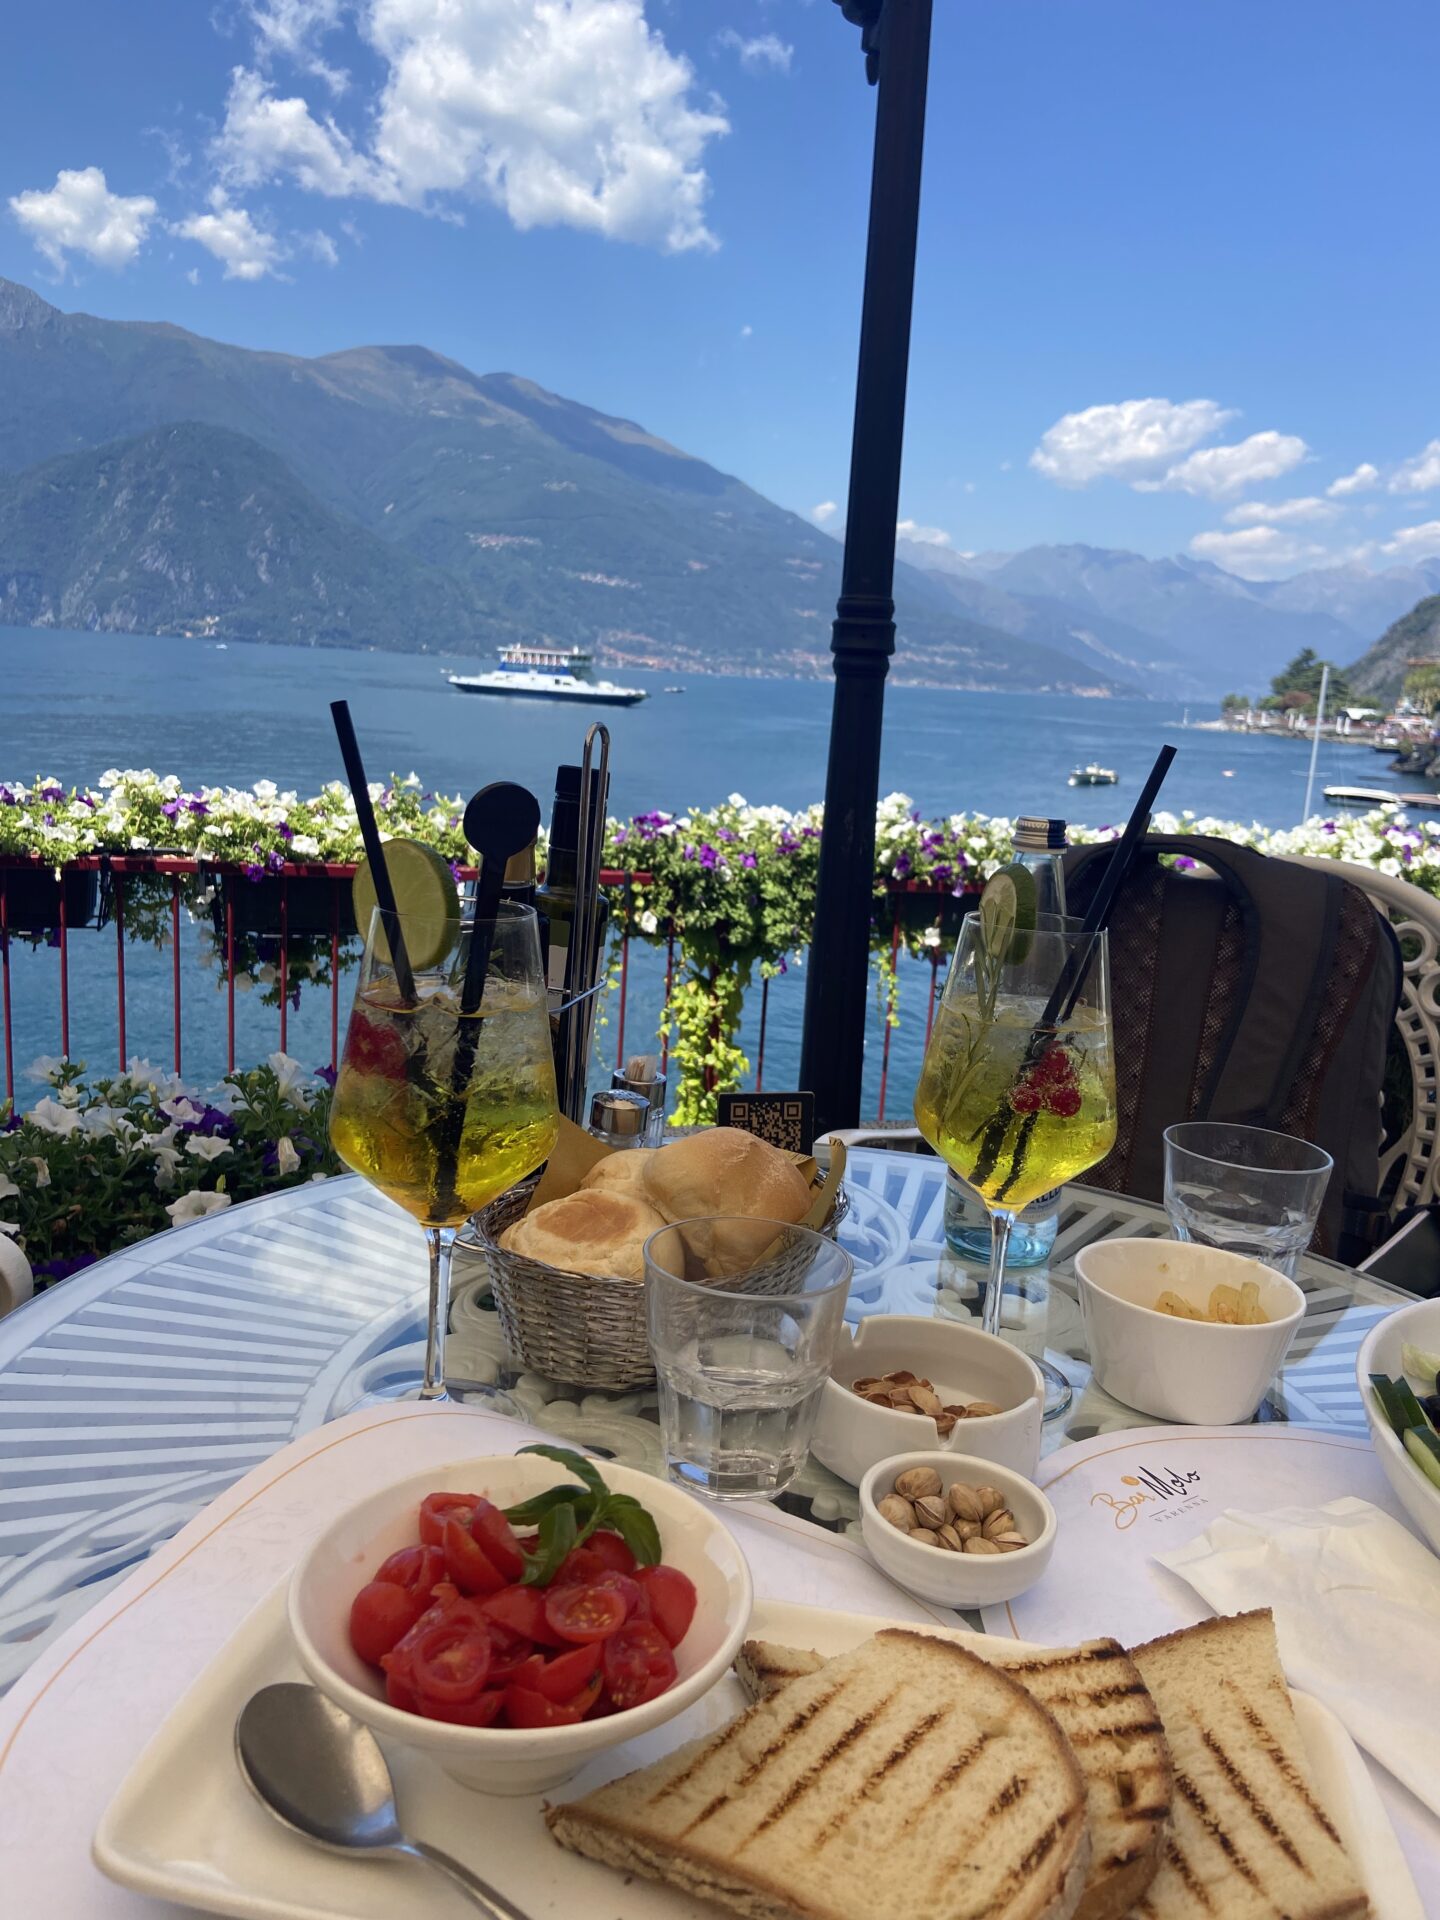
[
  {"x1": 503, "y1": 1484, "x2": 591, "y2": 1525},
  {"x1": 521, "y1": 1500, "x2": 578, "y2": 1588},
  {"x1": 517, "y1": 1443, "x2": 608, "y2": 1502},
  {"x1": 603, "y1": 1495, "x2": 663, "y2": 1568}
]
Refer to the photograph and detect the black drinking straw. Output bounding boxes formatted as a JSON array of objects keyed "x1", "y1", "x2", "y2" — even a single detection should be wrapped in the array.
[{"x1": 329, "y1": 700, "x2": 416, "y2": 1005}]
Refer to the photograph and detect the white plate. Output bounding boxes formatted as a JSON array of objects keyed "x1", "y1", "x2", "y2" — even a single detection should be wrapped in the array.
[{"x1": 94, "y1": 1592, "x2": 1419, "y2": 1920}]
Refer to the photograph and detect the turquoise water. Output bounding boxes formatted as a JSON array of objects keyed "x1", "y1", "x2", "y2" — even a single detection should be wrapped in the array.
[{"x1": 0, "y1": 627, "x2": 1408, "y2": 1113}]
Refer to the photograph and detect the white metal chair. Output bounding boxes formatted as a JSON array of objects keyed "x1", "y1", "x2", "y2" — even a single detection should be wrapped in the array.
[{"x1": 1280, "y1": 856, "x2": 1440, "y2": 1215}]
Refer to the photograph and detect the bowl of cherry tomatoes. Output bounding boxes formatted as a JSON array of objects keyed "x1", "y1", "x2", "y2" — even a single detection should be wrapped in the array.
[{"x1": 287, "y1": 1444, "x2": 753, "y2": 1794}]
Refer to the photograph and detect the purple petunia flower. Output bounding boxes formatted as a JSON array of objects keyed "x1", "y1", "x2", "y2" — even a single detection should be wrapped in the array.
[
  {"x1": 243, "y1": 862, "x2": 265, "y2": 882},
  {"x1": 1174, "y1": 855, "x2": 1198, "y2": 872},
  {"x1": 894, "y1": 853, "x2": 912, "y2": 879},
  {"x1": 315, "y1": 1064, "x2": 338, "y2": 1086},
  {"x1": 699, "y1": 845, "x2": 720, "y2": 870},
  {"x1": 741, "y1": 852, "x2": 758, "y2": 869},
  {"x1": 33, "y1": 1253, "x2": 100, "y2": 1283},
  {"x1": 161, "y1": 799, "x2": 182, "y2": 820},
  {"x1": 276, "y1": 821, "x2": 295, "y2": 842}
]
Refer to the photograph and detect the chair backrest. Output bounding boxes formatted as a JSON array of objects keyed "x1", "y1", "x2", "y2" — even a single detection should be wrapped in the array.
[
  {"x1": 1280, "y1": 854, "x2": 1440, "y2": 1218},
  {"x1": 1062, "y1": 835, "x2": 1401, "y2": 1259}
]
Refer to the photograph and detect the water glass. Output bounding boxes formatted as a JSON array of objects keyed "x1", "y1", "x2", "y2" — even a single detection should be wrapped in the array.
[
  {"x1": 645, "y1": 1219, "x2": 852, "y2": 1501},
  {"x1": 1162, "y1": 1122, "x2": 1333, "y2": 1278}
]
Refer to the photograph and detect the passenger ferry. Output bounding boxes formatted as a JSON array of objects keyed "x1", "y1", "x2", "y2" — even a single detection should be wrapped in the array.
[{"x1": 449, "y1": 669, "x2": 648, "y2": 707}]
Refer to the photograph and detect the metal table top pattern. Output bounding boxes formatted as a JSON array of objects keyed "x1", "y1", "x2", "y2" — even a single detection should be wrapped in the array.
[{"x1": 0, "y1": 1151, "x2": 1410, "y2": 1693}]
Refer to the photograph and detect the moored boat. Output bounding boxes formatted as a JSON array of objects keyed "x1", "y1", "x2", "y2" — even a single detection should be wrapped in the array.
[{"x1": 1069, "y1": 764, "x2": 1118, "y2": 787}]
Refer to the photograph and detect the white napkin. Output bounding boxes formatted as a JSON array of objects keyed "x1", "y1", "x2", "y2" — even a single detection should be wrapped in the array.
[{"x1": 1157, "y1": 1496, "x2": 1440, "y2": 1820}]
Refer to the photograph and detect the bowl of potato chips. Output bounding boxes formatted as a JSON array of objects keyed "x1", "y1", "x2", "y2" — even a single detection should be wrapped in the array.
[{"x1": 1073, "y1": 1238, "x2": 1305, "y2": 1425}]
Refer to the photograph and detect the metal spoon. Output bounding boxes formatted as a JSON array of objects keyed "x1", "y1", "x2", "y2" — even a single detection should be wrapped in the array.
[{"x1": 235, "y1": 1683, "x2": 530, "y2": 1920}]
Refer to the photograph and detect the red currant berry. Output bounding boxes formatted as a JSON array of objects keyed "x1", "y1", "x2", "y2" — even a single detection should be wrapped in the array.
[{"x1": 1046, "y1": 1086, "x2": 1082, "y2": 1118}]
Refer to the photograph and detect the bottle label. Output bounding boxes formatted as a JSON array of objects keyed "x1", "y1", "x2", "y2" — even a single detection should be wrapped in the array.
[{"x1": 546, "y1": 939, "x2": 570, "y2": 994}]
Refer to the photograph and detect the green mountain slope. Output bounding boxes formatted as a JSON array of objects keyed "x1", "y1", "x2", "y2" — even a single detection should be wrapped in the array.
[
  {"x1": 0, "y1": 276, "x2": 1126, "y2": 691},
  {"x1": 0, "y1": 422, "x2": 479, "y2": 649},
  {"x1": 1348, "y1": 593, "x2": 1440, "y2": 702}
]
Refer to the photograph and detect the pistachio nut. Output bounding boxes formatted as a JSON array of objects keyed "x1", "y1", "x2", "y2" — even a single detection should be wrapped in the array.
[
  {"x1": 962, "y1": 1537, "x2": 1003, "y2": 1555},
  {"x1": 876, "y1": 1494, "x2": 916, "y2": 1531},
  {"x1": 894, "y1": 1466, "x2": 943, "y2": 1501}
]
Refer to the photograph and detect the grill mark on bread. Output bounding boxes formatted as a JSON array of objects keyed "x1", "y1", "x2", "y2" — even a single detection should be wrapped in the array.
[
  {"x1": 652, "y1": 1681, "x2": 844, "y2": 1812},
  {"x1": 807, "y1": 1710, "x2": 949, "y2": 1850},
  {"x1": 1229, "y1": 1687, "x2": 1345, "y2": 1847},
  {"x1": 946, "y1": 1808, "x2": 1073, "y2": 1920},
  {"x1": 987, "y1": 1773, "x2": 1030, "y2": 1818},
  {"x1": 1065, "y1": 1716, "x2": 1165, "y2": 1747},
  {"x1": 1174, "y1": 1772, "x2": 1263, "y2": 1891},
  {"x1": 894, "y1": 1731, "x2": 992, "y2": 1840},
  {"x1": 1199, "y1": 1728, "x2": 1304, "y2": 1869},
  {"x1": 1024, "y1": 1680, "x2": 1151, "y2": 1713},
  {"x1": 737, "y1": 1712, "x2": 876, "y2": 1845}
]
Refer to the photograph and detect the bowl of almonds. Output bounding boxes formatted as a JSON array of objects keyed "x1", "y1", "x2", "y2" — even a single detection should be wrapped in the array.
[
  {"x1": 858, "y1": 1450, "x2": 1057, "y2": 1609},
  {"x1": 809, "y1": 1314, "x2": 1044, "y2": 1488}
]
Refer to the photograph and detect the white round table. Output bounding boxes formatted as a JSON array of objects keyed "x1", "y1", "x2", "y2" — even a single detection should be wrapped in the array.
[{"x1": 0, "y1": 1150, "x2": 1409, "y2": 1692}]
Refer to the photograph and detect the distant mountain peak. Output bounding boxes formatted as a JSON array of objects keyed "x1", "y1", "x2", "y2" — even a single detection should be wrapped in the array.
[{"x1": 0, "y1": 276, "x2": 62, "y2": 334}]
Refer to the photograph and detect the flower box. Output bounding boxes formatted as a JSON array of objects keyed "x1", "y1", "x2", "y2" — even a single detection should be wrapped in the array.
[
  {"x1": 213, "y1": 868, "x2": 358, "y2": 942},
  {"x1": 0, "y1": 861, "x2": 106, "y2": 937}
]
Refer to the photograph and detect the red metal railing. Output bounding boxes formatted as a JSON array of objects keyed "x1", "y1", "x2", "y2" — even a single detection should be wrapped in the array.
[{"x1": 0, "y1": 855, "x2": 972, "y2": 1110}]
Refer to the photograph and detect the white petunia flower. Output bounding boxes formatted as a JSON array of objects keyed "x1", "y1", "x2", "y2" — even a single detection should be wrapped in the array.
[
  {"x1": 166, "y1": 1189, "x2": 233, "y2": 1226},
  {"x1": 253, "y1": 779, "x2": 278, "y2": 802},
  {"x1": 29, "y1": 1097, "x2": 83, "y2": 1137},
  {"x1": 184, "y1": 1134, "x2": 233, "y2": 1162},
  {"x1": 275, "y1": 1136, "x2": 301, "y2": 1175},
  {"x1": 638, "y1": 909, "x2": 660, "y2": 935},
  {"x1": 266, "y1": 1052, "x2": 308, "y2": 1096},
  {"x1": 162, "y1": 1097, "x2": 205, "y2": 1126},
  {"x1": 26, "y1": 1157, "x2": 50, "y2": 1189},
  {"x1": 289, "y1": 834, "x2": 321, "y2": 859},
  {"x1": 24, "y1": 1055, "x2": 67, "y2": 1084},
  {"x1": 0, "y1": 1174, "x2": 19, "y2": 1202},
  {"x1": 233, "y1": 972, "x2": 254, "y2": 995}
]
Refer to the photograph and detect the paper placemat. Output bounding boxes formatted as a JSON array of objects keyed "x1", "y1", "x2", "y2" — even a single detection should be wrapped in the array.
[
  {"x1": 0, "y1": 1404, "x2": 954, "y2": 1919},
  {"x1": 981, "y1": 1422, "x2": 1439, "y2": 1889}
]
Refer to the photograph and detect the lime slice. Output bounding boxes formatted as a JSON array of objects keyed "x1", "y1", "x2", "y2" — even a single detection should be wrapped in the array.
[
  {"x1": 352, "y1": 839, "x2": 460, "y2": 971},
  {"x1": 978, "y1": 862, "x2": 1038, "y2": 966}
]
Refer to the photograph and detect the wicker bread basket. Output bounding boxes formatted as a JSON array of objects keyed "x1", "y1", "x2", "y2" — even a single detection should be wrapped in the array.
[{"x1": 476, "y1": 1172, "x2": 849, "y2": 1391}]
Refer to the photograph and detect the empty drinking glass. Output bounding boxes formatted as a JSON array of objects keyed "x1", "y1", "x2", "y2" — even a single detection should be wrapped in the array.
[
  {"x1": 645, "y1": 1219, "x2": 852, "y2": 1501},
  {"x1": 1162, "y1": 1123, "x2": 1333, "y2": 1278}
]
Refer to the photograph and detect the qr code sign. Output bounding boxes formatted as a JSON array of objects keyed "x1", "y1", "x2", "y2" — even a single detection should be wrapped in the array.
[{"x1": 717, "y1": 1092, "x2": 814, "y2": 1155}]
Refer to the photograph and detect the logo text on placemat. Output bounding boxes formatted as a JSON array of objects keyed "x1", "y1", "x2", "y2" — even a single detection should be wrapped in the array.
[{"x1": 1091, "y1": 1463, "x2": 1205, "y2": 1530}]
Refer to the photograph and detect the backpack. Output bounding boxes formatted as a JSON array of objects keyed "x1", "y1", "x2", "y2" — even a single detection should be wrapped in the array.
[{"x1": 1061, "y1": 834, "x2": 1401, "y2": 1262}]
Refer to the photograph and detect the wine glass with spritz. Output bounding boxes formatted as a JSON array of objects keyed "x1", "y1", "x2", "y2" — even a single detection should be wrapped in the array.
[
  {"x1": 915, "y1": 911, "x2": 1116, "y2": 1413},
  {"x1": 330, "y1": 901, "x2": 559, "y2": 1403}
]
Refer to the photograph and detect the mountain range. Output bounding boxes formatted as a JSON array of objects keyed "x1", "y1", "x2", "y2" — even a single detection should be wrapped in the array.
[{"x1": 2, "y1": 273, "x2": 1439, "y2": 700}]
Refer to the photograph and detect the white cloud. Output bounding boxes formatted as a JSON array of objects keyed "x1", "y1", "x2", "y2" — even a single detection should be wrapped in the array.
[
  {"x1": 302, "y1": 228, "x2": 339, "y2": 265},
  {"x1": 1328, "y1": 462, "x2": 1379, "y2": 498},
  {"x1": 1224, "y1": 495, "x2": 1337, "y2": 527},
  {"x1": 175, "y1": 191, "x2": 284, "y2": 280},
  {"x1": 246, "y1": 0, "x2": 350, "y2": 93},
  {"x1": 715, "y1": 29, "x2": 794, "y2": 72},
  {"x1": 811, "y1": 501, "x2": 838, "y2": 524},
  {"x1": 1381, "y1": 521, "x2": 1440, "y2": 560},
  {"x1": 185, "y1": 266, "x2": 200, "y2": 285},
  {"x1": 216, "y1": 0, "x2": 730, "y2": 254},
  {"x1": 739, "y1": 323, "x2": 753, "y2": 338},
  {"x1": 1189, "y1": 525, "x2": 1333, "y2": 581},
  {"x1": 1389, "y1": 439, "x2": 1440, "y2": 495},
  {"x1": 1149, "y1": 430, "x2": 1308, "y2": 499},
  {"x1": 897, "y1": 519, "x2": 952, "y2": 548},
  {"x1": 8, "y1": 166, "x2": 157, "y2": 273},
  {"x1": 1030, "y1": 398, "x2": 1234, "y2": 487}
]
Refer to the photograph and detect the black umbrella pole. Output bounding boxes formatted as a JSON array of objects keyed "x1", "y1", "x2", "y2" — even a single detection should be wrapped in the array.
[{"x1": 801, "y1": 0, "x2": 934, "y2": 1140}]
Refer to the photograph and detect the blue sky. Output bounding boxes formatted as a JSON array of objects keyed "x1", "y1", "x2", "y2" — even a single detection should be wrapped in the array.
[{"x1": 4, "y1": 0, "x2": 1439, "y2": 580}]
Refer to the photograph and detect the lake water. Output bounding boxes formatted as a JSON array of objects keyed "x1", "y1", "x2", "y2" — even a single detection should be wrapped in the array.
[{"x1": 0, "y1": 627, "x2": 1409, "y2": 1117}]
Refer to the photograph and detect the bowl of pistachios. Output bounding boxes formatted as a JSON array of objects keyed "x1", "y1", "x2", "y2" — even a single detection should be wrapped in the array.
[
  {"x1": 858, "y1": 1450, "x2": 1057, "y2": 1609},
  {"x1": 809, "y1": 1314, "x2": 1045, "y2": 1488}
]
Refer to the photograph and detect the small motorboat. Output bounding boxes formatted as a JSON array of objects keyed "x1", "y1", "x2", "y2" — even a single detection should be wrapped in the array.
[
  {"x1": 663, "y1": 686, "x2": 685, "y2": 695},
  {"x1": 1069, "y1": 764, "x2": 1118, "y2": 787}
]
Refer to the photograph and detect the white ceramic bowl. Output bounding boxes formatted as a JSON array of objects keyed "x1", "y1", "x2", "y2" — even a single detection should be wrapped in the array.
[
  {"x1": 1357, "y1": 1296, "x2": 1440, "y2": 1557},
  {"x1": 858, "y1": 1450, "x2": 1057, "y2": 1609},
  {"x1": 809, "y1": 1315, "x2": 1044, "y2": 1486},
  {"x1": 1074, "y1": 1238, "x2": 1304, "y2": 1426},
  {"x1": 288, "y1": 1452, "x2": 753, "y2": 1795}
]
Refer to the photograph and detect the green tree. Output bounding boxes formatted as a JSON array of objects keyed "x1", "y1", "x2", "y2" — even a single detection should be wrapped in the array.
[
  {"x1": 1402, "y1": 662, "x2": 1440, "y2": 716},
  {"x1": 1219, "y1": 692, "x2": 1250, "y2": 714},
  {"x1": 1269, "y1": 648, "x2": 1352, "y2": 708}
]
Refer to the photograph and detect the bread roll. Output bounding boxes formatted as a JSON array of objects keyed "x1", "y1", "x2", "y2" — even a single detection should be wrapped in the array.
[
  {"x1": 500, "y1": 1189, "x2": 667, "y2": 1283},
  {"x1": 580, "y1": 1152, "x2": 656, "y2": 1201},
  {"x1": 643, "y1": 1128, "x2": 813, "y2": 1274}
]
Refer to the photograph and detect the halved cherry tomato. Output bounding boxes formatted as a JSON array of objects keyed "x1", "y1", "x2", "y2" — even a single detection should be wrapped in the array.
[
  {"x1": 469, "y1": 1499, "x2": 525, "y2": 1582},
  {"x1": 634, "y1": 1565, "x2": 697, "y2": 1648},
  {"x1": 552, "y1": 1545, "x2": 608, "y2": 1587},
  {"x1": 587, "y1": 1570, "x2": 646, "y2": 1621},
  {"x1": 503, "y1": 1685, "x2": 583, "y2": 1728},
  {"x1": 564, "y1": 1671, "x2": 605, "y2": 1717},
  {"x1": 481, "y1": 1583, "x2": 567, "y2": 1648},
  {"x1": 543, "y1": 1582, "x2": 629, "y2": 1645},
  {"x1": 602, "y1": 1620, "x2": 677, "y2": 1709},
  {"x1": 419, "y1": 1492, "x2": 481, "y2": 1548},
  {"x1": 417, "y1": 1687, "x2": 505, "y2": 1728},
  {"x1": 374, "y1": 1543, "x2": 446, "y2": 1597},
  {"x1": 587, "y1": 1530, "x2": 637, "y2": 1576},
  {"x1": 483, "y1": 1622, "x2": 536, "y2": 1682},
  {"x1": 349, "y1": 1580, "x2": 428, "y2": 1665},
  {"x1": 443, "y1": 1517, "x2": 507, "y2": 1596},
  {"x1": 533, "y1": 1640, "x2": 603, "y2": 1703},
  {"x1": 409, "y1": 1618, "x2": 493, "y2": 1704},
  {"x1": 383, "y1": 1656, "x2": 419, "y2": 1713}
]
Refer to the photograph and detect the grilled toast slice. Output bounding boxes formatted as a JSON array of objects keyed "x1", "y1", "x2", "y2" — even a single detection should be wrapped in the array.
[
  {"x1": 548, "y1": 1627, "x2": 1091, "y2": 1920},
  {"x1": 735, "y1": 1635, "x2": 1170, "y2": 1920},
  {"x1": 1128, "y1": 1610, "x2": 1369, "y2": 1919}
]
